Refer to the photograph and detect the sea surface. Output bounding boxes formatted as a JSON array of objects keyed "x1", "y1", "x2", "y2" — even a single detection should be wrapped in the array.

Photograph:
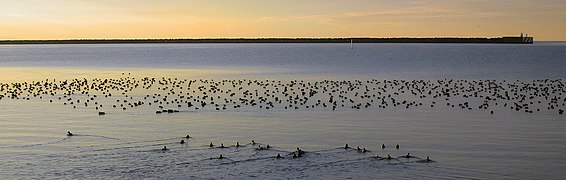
[{"x1": 1, "y1": 43, "x2": 565, "y2": 179}]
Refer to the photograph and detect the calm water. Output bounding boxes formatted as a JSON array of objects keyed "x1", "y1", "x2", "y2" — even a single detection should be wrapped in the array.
[
  {"x1": 1, "y1": 43, "x2": 566, "y2": 179},
  {"x1": 1, "y1": 43, "x2": 565, "y2": 79}
]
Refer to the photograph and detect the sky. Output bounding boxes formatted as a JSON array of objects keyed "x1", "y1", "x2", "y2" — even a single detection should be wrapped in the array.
[{"x1": 1, "y1": 0, "x2": 565, "y2": 40}]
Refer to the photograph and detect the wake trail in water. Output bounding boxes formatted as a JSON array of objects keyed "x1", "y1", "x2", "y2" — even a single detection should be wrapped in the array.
[
  {"x1": 220, "y1": 156, "x2": 273, "y2": 165},
  {"x1": 12, "y1": 133, "x2": 128, "y2": 148},
  {"x1": 78, "y1": 137, "x2": 183, "y2": 149},
  {"x1": 86, "y1": 142, "x2": 178, "y2": 153},
  {"x1": 118, "y1": 137, "x2": 184, "y2": 145},
  {"x1": 310, "y1": 147, "x2": 344, "y2": 153},
  {"x1": 80, "y1": 139, "x2": 212, "y2": 154},
  {"x1": 77, "y1": 134, "x2": 128, "y2": 143},
  {"x1": 13, "y1": 133, "x2": 129, "y2": 149},
  {"x1": 13, "y1": 137, "x2": 71, "y2": 148}
]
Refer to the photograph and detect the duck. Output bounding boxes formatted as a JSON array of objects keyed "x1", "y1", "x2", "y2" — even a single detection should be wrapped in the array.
[{"x1": 296, "y1": 147, "x2": 304, "y2": 155}]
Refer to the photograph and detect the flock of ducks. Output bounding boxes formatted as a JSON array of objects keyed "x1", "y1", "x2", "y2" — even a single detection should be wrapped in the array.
[
  {"x1": 0, "y1": 74, "x2": 564, "y2": 115},
  {"x1": 163, "y1": 138, "x2": 434, "y2": 162},
  {"x1": 4, "y1": 74, "x2": 564, "y2": 164},
  {"x1": 67, "y1": 131, "x2": 434, "y2": 162}
]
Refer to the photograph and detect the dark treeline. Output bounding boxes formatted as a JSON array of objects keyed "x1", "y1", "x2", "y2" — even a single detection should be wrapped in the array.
[{"x1": 0, "y1": 37, "x2": 533, "y2": 44}]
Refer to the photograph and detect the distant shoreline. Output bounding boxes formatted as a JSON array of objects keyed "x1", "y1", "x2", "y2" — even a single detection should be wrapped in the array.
[{"x1": 0, "y1": 37, "x2": 534, "y2": 45}]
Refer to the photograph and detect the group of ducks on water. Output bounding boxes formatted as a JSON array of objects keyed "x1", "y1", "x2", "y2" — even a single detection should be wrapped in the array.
[
  {"x1": 67, "y1": 130, "x2": 433, "y2": 162},
  {"x1": 133, "y1": 132, "x2": 433, "y2": 162},
  {"x1": 344, "y1": 143, "x2": 431, "y2": 162},
  {"x1": 1, "y1": 76, "x2": 565, "y2": 115}
]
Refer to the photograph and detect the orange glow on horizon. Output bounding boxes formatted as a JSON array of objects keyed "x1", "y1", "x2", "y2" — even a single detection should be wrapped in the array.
[{"x1": 1, "y1": 0, "x2": 565, "y2": 41}]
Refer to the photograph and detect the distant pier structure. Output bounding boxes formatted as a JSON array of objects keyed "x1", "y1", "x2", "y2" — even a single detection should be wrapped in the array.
[
  {"x1": 0, "y1": 36, "x2": 535, "y2": 44},
  {"x1": 501, "y1": 33, "x2": 534, "y2": 44}
]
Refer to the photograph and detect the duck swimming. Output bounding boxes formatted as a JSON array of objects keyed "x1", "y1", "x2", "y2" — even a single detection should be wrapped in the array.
[
  {"x1": 67, "y1": 131, "x2": 73, "y2": 136},
  {"x1": 296, "y1": 147, "x2": 304, "y2": 155}
]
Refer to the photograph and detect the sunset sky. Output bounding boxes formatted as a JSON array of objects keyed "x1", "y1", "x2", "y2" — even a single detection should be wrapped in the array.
[{"x1": 1, "y1": 0, "x2": 565, "y2": 40}]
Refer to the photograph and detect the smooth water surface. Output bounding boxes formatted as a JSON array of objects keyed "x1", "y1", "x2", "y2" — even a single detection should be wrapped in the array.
[{"x1": 1, "y1": 43, "x2": 565, "y2": 79}]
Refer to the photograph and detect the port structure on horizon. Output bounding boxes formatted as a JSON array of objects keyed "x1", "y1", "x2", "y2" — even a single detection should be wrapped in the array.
[{"x1": 0, "y1": 35, "x2": 534, "y2": 44}]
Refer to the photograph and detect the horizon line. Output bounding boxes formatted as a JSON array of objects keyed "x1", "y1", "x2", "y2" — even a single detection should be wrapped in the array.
[
  {"x1": 0, "y1": 37, "x2": 536, "y2": 45},
  {"x1": 0, "y1": 36, "x2": 535, "y2": 41}
]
